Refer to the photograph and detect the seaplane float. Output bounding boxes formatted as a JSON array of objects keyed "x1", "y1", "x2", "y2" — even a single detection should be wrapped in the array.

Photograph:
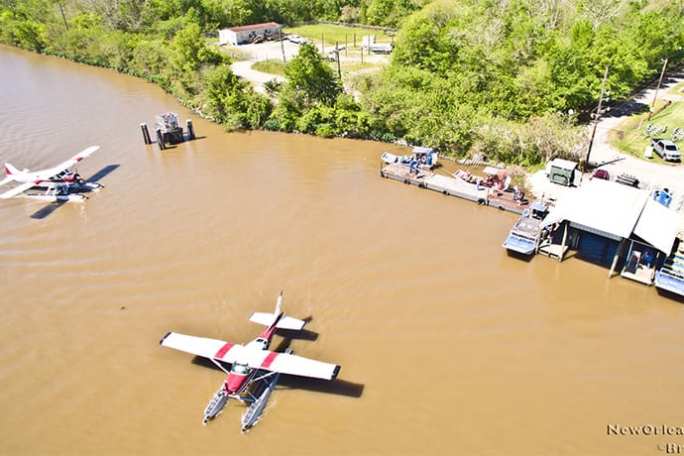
[
  {"x1": 160, "y1": 292, "x2": 340, "y2": 431},
  {"x1": 0, "y1": 146, "x2": 102, "y2": 203}
]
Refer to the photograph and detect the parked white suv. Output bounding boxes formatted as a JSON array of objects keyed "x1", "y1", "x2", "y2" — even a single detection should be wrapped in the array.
[
  {"x1": 651, "y1": 139, "x2": 681, "y2": 162},
  {"x1": 286, "y1": 34, "x2": 307, "y2": 44}
]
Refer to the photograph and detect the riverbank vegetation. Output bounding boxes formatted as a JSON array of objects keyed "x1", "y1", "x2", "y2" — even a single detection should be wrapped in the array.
[{"x1": 1, "y1": 0, "x2": 682, "y2": 166}]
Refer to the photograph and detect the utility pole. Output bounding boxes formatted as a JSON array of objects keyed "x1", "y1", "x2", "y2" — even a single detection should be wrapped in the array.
[
  {"x1": 647, "y1": 58, "x2": 668, "y2": 121},
  {"x1": 335, "y1": 41, "x2": 341, "y2": 79},
  {"x1": 279, "y1": 30, "x2": 286, "y2": 64},
  {"x1": 584, "y1": 65, "x2": 609, "y2": 171}
]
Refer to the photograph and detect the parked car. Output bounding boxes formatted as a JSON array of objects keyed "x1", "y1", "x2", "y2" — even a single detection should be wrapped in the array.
[
  {"x1": 651, "y1": 139, "x2": 681, "y2": 162},
  {"x1": 592, "y1": 169, "x2": 610, "y2": 181},
  {"x1": 286, "y1": 34, "x2": 307, "y2": 44}
]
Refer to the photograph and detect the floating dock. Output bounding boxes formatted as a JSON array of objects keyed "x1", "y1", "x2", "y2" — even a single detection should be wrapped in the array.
[{"x1": 380, "y1": 163, "x2": 529, "y2": 214}]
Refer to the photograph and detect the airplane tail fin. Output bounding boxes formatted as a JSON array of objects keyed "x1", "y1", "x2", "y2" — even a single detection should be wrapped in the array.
[
  {"x1": 0, "y1": 164, "x2": 19, "y2": 186},
  {"x1": 275, "y1": 290, "x2": 283, "y2": 316},
  {"x1": 249, "y1": 291, "x2": 306, "y2": 331},
  {"x1": 4, "y1": 163, "x2": 19, "y2": 177}
]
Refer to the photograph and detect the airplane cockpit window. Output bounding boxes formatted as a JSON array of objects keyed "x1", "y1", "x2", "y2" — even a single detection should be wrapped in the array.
[{"x1": 231, "y1": 363, "x2": 249, "y2": 375}]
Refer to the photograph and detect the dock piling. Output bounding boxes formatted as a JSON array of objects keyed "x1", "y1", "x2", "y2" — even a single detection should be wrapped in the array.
[
  {"x1": 140, "y1": 123, "x2": 151, "y2": 145},
  {"x1": 559, "y1": 222, "x2": 568, "y2": 262},
  {"x1": 155, "y1": 128, "x2": 165, "y2": 150},
  {"x1": 186, "y1": 119, "x2": 195, "y2": 140}
]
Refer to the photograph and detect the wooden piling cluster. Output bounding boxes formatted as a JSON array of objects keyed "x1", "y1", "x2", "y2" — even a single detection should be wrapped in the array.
[
  {"x1": 140, "y1": 117, "x2": 197, "y2": 151},
  {"x1": 140, "y1": 123, "x2": 151, "y2": 145}
]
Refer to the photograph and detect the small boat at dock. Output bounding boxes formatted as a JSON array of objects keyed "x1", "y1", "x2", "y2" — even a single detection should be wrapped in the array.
[
  {"x1": 381, "y1": 146, "x2": 439, "y2": 170},
  {"x1": 503, "y1": 201, "x2": 548, "y2": 256},
  {"x1": 655, "y1": 250, "x2": 684, "y2": 296}
]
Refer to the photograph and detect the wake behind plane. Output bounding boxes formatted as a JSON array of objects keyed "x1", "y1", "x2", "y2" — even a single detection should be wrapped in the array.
[
  {"x1": 160, "y1": 292, "x2": 341, "y2": 430},
  {"x1": 0, "y1": 146, "x2": 102, "y2": 203}
]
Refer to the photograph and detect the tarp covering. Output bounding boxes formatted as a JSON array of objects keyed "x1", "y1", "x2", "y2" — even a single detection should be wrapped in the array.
[
  {"x1": 412, "y1": 146, "x2": 434, "y2": 155},
  {"x1": 634, "y1": 199, "x2": 680, "y2": 254},
  {"x1": 542, "y1": 180, "x2": 649, "y2": 240}
]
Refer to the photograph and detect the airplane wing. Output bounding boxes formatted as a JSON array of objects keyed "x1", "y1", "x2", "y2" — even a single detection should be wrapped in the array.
[
  {"x1": 42, "y1": 145, "x2": 100, "y2": 179},
  {"x1": 246, "y1": 350, "x2": 340, "y2": 381},
  {"x1": 160, "y1": 332, "x2": 340, "y2": 380},
  {"x1": 160, "y1": 332, "x2": 244, "y2": 363},
  {"x1": 0, "y1": 181, "x2": 36, "y2": 199},
  {"x1": 0, "y1": 176, "x2": 13, "y2": 187}
]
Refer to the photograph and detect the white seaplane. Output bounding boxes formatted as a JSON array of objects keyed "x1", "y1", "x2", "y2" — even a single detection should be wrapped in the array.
[
  {"x1": 0, "y1": 146, "x2": 102, "y2": 203},
  {"x1": 160, "y1": 292, "x2": 340, "y2": 429}
]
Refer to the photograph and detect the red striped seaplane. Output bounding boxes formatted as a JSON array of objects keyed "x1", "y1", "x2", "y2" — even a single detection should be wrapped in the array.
[
  {"x1": 0, "y1": 146, "x2": 102, "y2": 202},
  {"x1": 160, "y1": 292, "x2": 340, "y2": 428}
]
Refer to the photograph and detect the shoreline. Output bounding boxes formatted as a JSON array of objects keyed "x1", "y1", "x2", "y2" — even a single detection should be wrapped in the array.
[{"x1": 4, "y1": 42, "x2": 681, "y2": 213}]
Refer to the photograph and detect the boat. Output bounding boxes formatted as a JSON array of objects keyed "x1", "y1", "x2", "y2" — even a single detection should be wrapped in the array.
[
  {"x1": 381, "y1": 146, "x2": 438, "y2": 170},
  {"x1": 502, "y1": 201, "x2": 548, "y2": 256},
  {"x1": 654, "y1": 249, "x2": 684, "y2": 297}
]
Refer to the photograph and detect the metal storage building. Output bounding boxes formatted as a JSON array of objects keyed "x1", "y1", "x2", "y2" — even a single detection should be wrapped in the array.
[{"x1": 540, "y1": 179, "x2": 681, "y2": 286}]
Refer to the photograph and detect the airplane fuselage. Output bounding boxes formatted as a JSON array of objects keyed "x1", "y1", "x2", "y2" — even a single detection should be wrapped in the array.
[{"x1": 222, "y1": 313, "x2": 284, "y2": 395}]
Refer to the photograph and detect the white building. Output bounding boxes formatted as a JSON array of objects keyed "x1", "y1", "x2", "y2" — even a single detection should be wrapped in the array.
[{"x1": 218, "y1": 22, "x2": 283, "y2": 46}]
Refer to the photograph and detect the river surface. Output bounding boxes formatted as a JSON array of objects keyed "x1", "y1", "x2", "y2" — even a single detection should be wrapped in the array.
[{"x1": 1, "y1": 46, "x2": 684, "y2": 456}]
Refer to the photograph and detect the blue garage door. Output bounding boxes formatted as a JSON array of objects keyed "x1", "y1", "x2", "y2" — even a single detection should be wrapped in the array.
[{"x1": 577, "y1": 232, "x2": 619, "y2": 267}]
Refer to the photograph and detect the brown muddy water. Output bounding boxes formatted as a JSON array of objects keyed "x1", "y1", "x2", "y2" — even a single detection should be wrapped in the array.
[{"x1": 1, "y1": 46, "x2": 684, "y2": 456}]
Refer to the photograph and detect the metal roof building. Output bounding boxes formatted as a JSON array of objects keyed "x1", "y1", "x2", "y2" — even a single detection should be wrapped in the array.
[{"x1": 541, "y1": 179, "x2": 681, "y2": 286}]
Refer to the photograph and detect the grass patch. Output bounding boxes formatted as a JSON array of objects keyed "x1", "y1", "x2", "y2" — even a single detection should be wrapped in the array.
[
  {"x1": 339, "y1": 61, "x2": 382, "y2": 73},
  {"x1": 668, "y1": 80, "x2": 684, "y2": 97},
  {"x1": 609, "y1": 100, "x2": 684, "y2": 165},
  {"x1": 252, "y1": 59, "x2": 286, "y2": 76},
  {"x1": 283, "y1": 24, "x2": 393, "y2": 46}
]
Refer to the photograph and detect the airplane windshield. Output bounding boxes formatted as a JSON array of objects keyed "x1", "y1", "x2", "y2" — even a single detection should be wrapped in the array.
[{"x1": 231, "y1": 363, "x2": 249, "y2": 375}]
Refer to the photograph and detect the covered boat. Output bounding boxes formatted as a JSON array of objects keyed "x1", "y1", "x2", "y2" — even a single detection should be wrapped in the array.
[
  {"x1": 381, "y1": 146, "x2": 438, "y2": 170},
  {"x1": 655, "y1": 249, "x2": 684, "y2": 296},
  {"x1": 503, "y1": 201, "x2": 548, "y2": 256}
]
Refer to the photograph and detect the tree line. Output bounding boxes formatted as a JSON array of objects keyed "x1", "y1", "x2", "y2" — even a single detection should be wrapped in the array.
[{"x1": 0, "y1": 0, "x2": 682, "y2": 166}]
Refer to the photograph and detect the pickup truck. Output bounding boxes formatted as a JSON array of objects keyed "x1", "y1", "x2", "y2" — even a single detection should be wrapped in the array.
[{"x1": 651, "y1": 139, "x2": 681, "y2": 162}]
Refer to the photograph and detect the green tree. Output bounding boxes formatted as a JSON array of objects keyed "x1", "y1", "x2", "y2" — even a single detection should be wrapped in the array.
[
  {"x1": 283, "y1": 43, "x2": 342, "y2": 107},
  {"x1": 170, "y1": 21, "x2": 224, "y2": 74},
  {"x1": 204, "y1": 64, "x2": 272, "y2": 129},
  {"x1": 365, "y1": 0, "x2": 422, "y2": 27}
]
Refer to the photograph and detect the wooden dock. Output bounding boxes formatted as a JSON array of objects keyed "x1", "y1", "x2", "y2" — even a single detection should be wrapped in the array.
[{"x1": 380, "y1": 163, "x2": 528, "y2": 214}]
